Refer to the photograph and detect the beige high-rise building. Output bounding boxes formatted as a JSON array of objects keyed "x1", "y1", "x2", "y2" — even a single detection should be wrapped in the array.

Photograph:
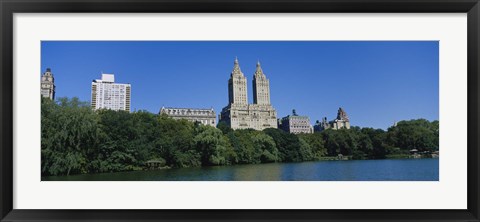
[
  {"x1": 253, "y1": 61, "x2": 270, "y2": 105},
  {"x1": 91, "y1": 74, "x2": 131, "y2": 112},
  {"x1": 228, "y1": 57, "x2": 248, "y2": 105},
  {"x1": 220, "y1": 58, "x2": 277, "y2": 130},
  {"x1": 41, "y1": 68, "x2": 55, "y2": 100}
]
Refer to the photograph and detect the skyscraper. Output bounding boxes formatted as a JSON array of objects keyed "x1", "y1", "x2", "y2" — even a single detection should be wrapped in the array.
[
  {"x1": 253, "y1": 61, "x2": 271, "y2": 105},
  {"x1": 40, "y1": 68, "x2": 55, "y2": 100},
  {"x1": 91, "y1": 73, "x2": 131, "y2": 112},
  {"x1": 228, "y1": 57, "x2": 248, "y2": 105},
  {"x1": 220, "y1": 58, "x2": 277, "y2": 130}
]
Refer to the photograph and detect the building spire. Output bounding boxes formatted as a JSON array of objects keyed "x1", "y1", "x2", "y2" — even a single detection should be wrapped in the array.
[
  {"x1": 252, "y1": 59, "x2": 270, "y2": 105},
  {"x1": 254, "y1": 60, "x2": 264, "y2": 77},
  {"x1": 337, "y1": 107, "x2": 349, "y2": 121},
  {"x1": 43, "y1": 68, "x2": 53, "y2": 77},
  {"x1": 231, "y1": 57, "x2": 243, "y2": 77}
]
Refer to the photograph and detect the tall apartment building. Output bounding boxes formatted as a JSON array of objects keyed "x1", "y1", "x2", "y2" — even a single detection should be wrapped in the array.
[
  {"x1": 219, "y1": 58, "x2": 278, "y2": 130},
  {"x1": 41, "y1": 68, "x2": 55, "y2": 100},
  {"x1": 91, "y1": 73, "x2": 131, "y2": 112}
]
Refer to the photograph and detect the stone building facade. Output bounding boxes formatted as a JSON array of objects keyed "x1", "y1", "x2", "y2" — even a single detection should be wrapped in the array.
[
  {"x1": 160, "y1": 107, "x2": 216, "y2": 127},
  {"x1": 279, "y1": 109, "x2": 314, "y2": 134},
  {"x1": 41, "y1": 68, "x2": 55, "y2": 100},
  {"x1": 91, "y1": 74, "x2": 131, "y2": 112},
  {"x1": 219, "y1": 58, "x2": 277, "y2": 130},
  {"x1": 314, "y1": 107, "x2": 351, "y2": 132}
]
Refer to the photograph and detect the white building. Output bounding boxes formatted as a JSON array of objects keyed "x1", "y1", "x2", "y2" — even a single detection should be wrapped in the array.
[
  {"x1": 160, "y1": 107, "x2": 216, "y2": 127},
  {"x1": 41, "y1": 68, "x2": 55, "y2": 100},
  {"x1": 91, "y1": 73, "x2": 131, "y2": 112}
]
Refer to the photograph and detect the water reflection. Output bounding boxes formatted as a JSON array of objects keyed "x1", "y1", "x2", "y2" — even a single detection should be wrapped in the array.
[
  {"x1": 229, "y1": 163, "x2": 282, "y2": 181},
  {"x1": 42, "y1": 158, "x2": 439, "y2": 181}
]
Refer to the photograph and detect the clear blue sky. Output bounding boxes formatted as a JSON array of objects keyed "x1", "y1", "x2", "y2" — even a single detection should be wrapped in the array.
[{"x1": 41, "y1": 41, "x2": 439, "y2": 130}]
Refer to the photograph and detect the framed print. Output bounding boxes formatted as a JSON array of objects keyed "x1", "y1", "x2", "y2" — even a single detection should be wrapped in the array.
[{"x1": 1, "y1": 0, "x2": 479, "y2": 221}]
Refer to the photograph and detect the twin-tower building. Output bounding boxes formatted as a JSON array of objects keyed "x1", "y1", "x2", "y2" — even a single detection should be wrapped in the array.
[
  {"x1": 219, "y1": 58, "x2": 278, "y2": 130},
  {"x1": 159, "y1": 58, "x2": 277, "y2": 130}
]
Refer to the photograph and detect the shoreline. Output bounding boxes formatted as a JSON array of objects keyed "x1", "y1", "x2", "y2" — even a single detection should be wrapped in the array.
[{"x1": 42, "y1": 156, "x2": 438, "y2": 178}]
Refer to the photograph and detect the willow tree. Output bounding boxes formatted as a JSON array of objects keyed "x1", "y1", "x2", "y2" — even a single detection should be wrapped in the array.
[{"x1": 41, "y1": 97, "x2": 100, "y2": 176}]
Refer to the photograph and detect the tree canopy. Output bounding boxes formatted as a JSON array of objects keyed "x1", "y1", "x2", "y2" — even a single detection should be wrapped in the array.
[{"x1": 42, "y1": 97, "x2": 439, "y2": 176}]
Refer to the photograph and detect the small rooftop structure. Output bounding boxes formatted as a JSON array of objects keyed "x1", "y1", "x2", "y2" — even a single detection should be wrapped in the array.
[{"x1": 93, "y1": 73, "x2": 115, "y2": 83}]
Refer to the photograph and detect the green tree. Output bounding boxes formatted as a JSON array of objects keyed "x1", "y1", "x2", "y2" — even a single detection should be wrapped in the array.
[
  {"x1": 360, "y1": 128, "x2": 387, "y2": 159},
  {"x1": 297, "y1": 133, "x2": 327, "y2": 160},
  {"x1": 217, "y1": 121, "x2": 233, "y2": 134},
  {"x1": 251, "y1": 132, "x2": 279, "y2": 163},
  {"x1": 264, "y1": 128, "x2": 303, "y2": 162},
  {"x1": 154, "y1": 114, "x2": 196, "y2": 167},
  {"x1": 41, "y1": 97, "x2": 99, "y2": 176},
  {"x1": 193, "y1": 125, "x2": 230, "y2": 166},
  {"x1": 387, "y1": 119, "x2": 438, "y2": 152},
  {"x1": 226, "y1": 129, "x2": 256, "y2": 164}
]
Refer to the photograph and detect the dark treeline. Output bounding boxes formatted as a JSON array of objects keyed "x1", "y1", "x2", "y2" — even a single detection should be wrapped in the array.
[{"x1": 41, "y1": 97, "x2": 439, "y2": 176}]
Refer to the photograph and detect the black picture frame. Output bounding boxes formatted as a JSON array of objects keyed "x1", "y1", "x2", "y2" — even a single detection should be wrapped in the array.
[{"x1": 1, "y1": 0, "x2": 479, "y2": 221}]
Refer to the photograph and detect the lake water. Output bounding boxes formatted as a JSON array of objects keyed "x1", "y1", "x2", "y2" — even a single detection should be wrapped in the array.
[{"x1": 42, "y1": 158, "x2": 439, "y2": 181}]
